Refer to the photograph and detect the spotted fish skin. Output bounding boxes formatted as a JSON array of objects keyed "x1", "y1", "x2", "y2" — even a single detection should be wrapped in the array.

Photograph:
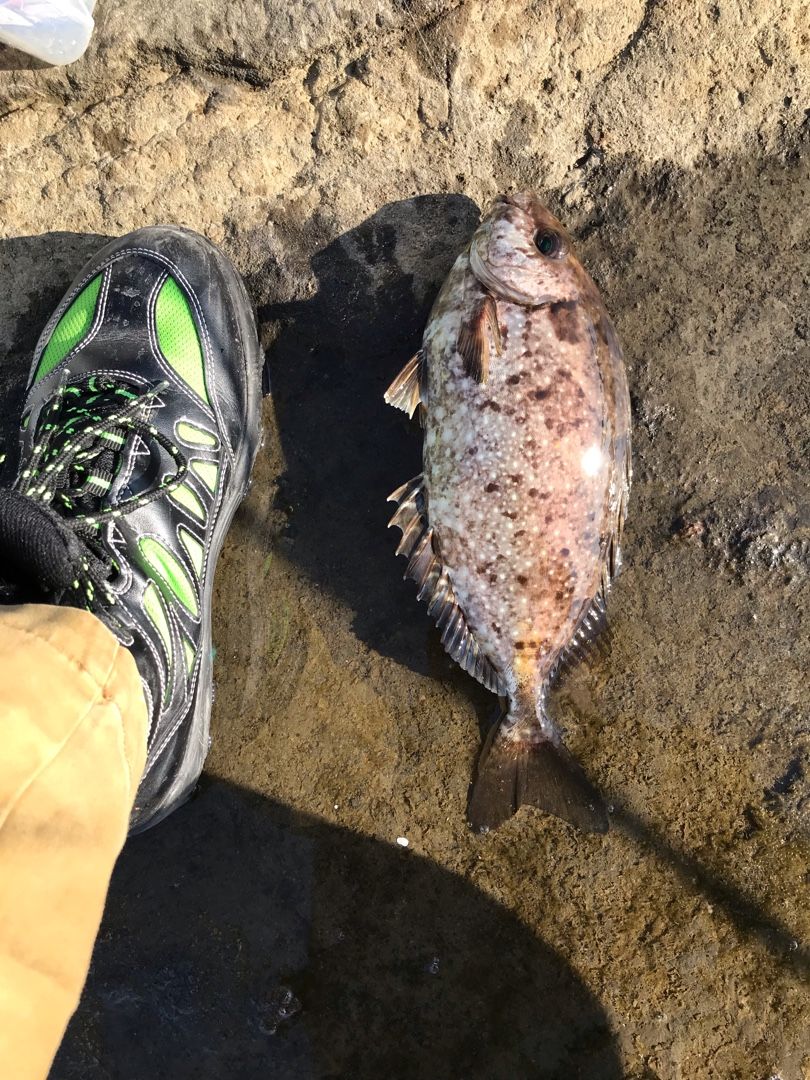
[{"x1": 386, "y1": 192, "x2": 631, "y2": 833}]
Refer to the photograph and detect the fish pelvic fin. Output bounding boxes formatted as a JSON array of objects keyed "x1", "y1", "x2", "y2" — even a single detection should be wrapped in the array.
[
  {"x1": 467, "y1": 709, "x2": 608, "y2": 835},
  {"x1": 457, "y1": 294, "x2": 501, "y2": 384},
  {"x1": 387, "y1": 475, "x2": 505, "y2": 695},
  {"x1": 384, "y1": 348, "x2": 428, "y2": 420}
]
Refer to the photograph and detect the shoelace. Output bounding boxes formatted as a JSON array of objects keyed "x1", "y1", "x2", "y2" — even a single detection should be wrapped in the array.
[{"x1": 6, "y1": 373, "x2": 188, "y2": 611}]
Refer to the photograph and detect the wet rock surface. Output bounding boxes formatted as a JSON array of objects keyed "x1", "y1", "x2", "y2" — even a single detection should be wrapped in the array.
[{"x1": 1, "y1": 2, "x2": 808, "y2": 1077}]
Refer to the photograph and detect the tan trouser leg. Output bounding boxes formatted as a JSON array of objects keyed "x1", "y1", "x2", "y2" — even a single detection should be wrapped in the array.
[{"x1": 0, "y1": 605, "x2": 148, "y2": 1080}]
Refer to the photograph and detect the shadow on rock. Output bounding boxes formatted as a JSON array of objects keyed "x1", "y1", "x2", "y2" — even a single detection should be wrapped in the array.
[
  {"x1": 262, "y1": 195, "x2": 481, "y2": 677},
  {"x1": 0, "y1": 43, "x2": 50, "y2": 72},
  {"x1": 51, "y1": 778, "x2": 623, "y2": 1080},
  {"x1": 611, "y1": 802, "x2": 810, "y2": 983}
]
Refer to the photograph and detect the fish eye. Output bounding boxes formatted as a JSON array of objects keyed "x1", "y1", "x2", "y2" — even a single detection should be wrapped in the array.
[{"x1": 534, "y1": 230, "x2": 566, "y2": 259}]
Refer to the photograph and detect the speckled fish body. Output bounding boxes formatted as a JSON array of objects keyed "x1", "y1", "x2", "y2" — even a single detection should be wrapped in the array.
[{"x1": 385, "y1": 192, "x2": 631, "y2": 833}]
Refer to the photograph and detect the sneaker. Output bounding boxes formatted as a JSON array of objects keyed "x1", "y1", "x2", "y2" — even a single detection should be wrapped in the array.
[{"x1": 0, "y1": 227, "x2": 263, "y2": 832}]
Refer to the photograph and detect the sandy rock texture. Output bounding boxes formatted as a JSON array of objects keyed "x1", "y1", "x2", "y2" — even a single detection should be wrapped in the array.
[{"x1": 1, "y1": 1, "x2": 808, "y2": 1077}]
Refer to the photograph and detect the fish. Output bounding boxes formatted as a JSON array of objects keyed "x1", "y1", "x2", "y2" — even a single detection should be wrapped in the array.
[{"x1": 384, "y1": 191, "x2": 631, "y2": 834}]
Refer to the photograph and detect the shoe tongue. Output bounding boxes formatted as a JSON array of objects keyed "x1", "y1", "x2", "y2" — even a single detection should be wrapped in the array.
[{"x1": 0, "y1": 489, "x2": 88, "y2": 600}]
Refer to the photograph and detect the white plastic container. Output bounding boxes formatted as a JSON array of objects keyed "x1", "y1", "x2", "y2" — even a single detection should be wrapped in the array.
[{"x1": 0, "y1": 0, "x2": 96, "y2": 66}]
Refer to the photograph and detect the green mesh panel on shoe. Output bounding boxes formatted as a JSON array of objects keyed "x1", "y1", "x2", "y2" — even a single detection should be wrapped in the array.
[
  {"x1": 155, "y1": 277, "x2": 209, "y2": 404},
  {"x1": 179, "y1": 526, "x2": 204, "y2": 577},
  {"x1": 35, "y1": 275, "x2": 103, "y2": 383},
  {"x1": 190, "y1": 459, "x2": 218, "y2": 493},
  {"x1": 169, "y1": 482, "x2": 205, "y2": 522},
  {"x1": 182, "y1": 636, "x2": 196, "y2": 675},
  {"x1": 139, "y1": 536, "x2": 199, "y2": 617},
  {"x1": 175, "y1": 420, "x2": 218, "y2": 448},
  {"x1": 143, "y1": 581, "x2": 173, "y2": 666}
]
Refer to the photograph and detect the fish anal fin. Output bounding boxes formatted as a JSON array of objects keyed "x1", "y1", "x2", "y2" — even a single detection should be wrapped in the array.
[
  {"x1": 387, "y1": 475, "x2": 504, "y2": 695},
  {"x1": 387, "y1": 473, "x2": 424, "y2": 516},
  {"x1": 598, "y1": 515, "x2": 626, "y2": 595},
  {"x1": 557, "y1": 591, "x2": 610, "y2": 675},
  {"x1": 457, "y1": 294, "x2": 501, "y2": 384},
  {"x1": 384, "y1": 349, "x2": 428, "y2": 418},
  {"x1": 468, "y1": 721, "x2": 608, "y2": 834}
]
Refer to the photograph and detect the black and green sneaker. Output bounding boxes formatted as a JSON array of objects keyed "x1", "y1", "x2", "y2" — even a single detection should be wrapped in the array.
[{"x1": 0, "y1": 227, "x2": 262, "y2": 832}]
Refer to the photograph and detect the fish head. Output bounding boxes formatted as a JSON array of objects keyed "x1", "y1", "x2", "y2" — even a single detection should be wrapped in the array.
[{"x1": 469, "y1": 192, "x2": 585, "y2": 307}]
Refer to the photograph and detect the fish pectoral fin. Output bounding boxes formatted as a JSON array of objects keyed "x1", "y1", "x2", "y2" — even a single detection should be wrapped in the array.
[
  {"x1": 384, "y1": 348, "x2": 428, "y2": 418},
  {"x1": 457, "y1": 294, "x2": 501, "y2": 384},
  {"x1": 387, "y1": 474, "x2": 504, "y2": 695}
]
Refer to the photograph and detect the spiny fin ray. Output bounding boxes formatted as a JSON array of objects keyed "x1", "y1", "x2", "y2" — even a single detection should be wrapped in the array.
[{"x1": 384, "y1": 349, "x2": 428, "y2": 419}]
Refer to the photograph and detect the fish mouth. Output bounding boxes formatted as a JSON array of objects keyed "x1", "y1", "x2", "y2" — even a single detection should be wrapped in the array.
[
  {"x1": 488, "y1": 191, "x2": 568, "y2": 237},
  {"x1": 491, "y1": 191, "x2": 536, "y2": 211},
  {"x1": 482, "y1": 192, "x2": 534, "y2": 225},
  {"x1": 489, "y1": 193, "x2": 519, "y2": 209}
]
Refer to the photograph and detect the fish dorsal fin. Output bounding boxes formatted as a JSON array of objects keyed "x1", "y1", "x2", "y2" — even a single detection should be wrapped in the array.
[
  {"x1": 387, "y1": 474, "x2": 505, "y2": 695},
  {"x1": 384, "y1": 349, "x2": 427, "y2": 420},
  {"x1": 457, "y1": 294, "x2": 502, "y2": 384}
]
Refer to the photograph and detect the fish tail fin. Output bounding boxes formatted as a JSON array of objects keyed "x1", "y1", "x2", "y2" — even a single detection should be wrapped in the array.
[{"x1": 467, "y1": 708, "x2": 608, "y2": 835}]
